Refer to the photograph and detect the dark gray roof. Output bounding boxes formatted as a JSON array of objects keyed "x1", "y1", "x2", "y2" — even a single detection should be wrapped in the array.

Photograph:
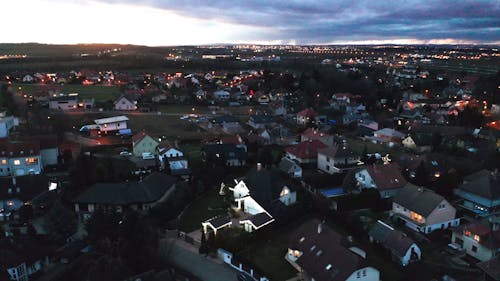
[
  {"x1": 278, "y1": 157, "x2": 299, "y2": 173},
  {"x1": 202, "y1": 143, "x2": 247, "y2": 161},
  {"x1": 244, "y1": 166, "x2": 293, "y2": 211},
  {"x1": 0, "y1": 175, "x2": 50, "y2": 202},
  {"x1": 249, "y1": 115, "x2": 274, "y2": 124},
  {"x1": 407, "y1": 133, "x2": 433, "y2": 146},
  {"x1": 74, "y1": 173, "x2": 176, "y2": 205},
  {"x1": 393, "y1": 183, "x2": 445, "y2": 216},
  {"x1": 458, "y1": 170, "x2": 500, "y2": 200},
  {"x1": 368, "y1": 221, "x2": 392, "y2": 243},
  {"x1": 205, "y1": 215, "x2": 232, "y2": 228},
  {"x1": 368, "y1": 221, "x2": 416, "y2": 259},
  {"x1": 249, "y1": 212, "x2": 274, "y2": 227}
]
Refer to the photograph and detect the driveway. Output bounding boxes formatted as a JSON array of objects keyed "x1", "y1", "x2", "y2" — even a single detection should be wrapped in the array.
[{"x1": 159, "y1": 238, "x2": 239, "y2": 281}]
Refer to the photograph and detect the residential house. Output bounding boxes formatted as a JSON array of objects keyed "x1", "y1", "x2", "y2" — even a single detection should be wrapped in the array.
[
  {"x1": 317, "y1": 145, "x2": 360, "y2": 174},
  {"x1": 392, "y1": 184, "x2": 460, "y2": 233},
  {"x1": 402, "y1": 134, "x2": 433, "y2": 153},
  {"x1": 132, "y1": 131, "x2": 159, "y2": 157},
  {"x1": 396, "y1": 153, "x2": 448, "y2": 183},
  {"x1": 454, "y1": 170, "x2": 500, "y2": 217},
  {"x1": 301, "y1": 128, "x2": 336, "y2": 146},
  {"x1": 49, "y1": 96, "x2": 78, "y2": 110},
  {"x1": 247, "y1": 115, "x2": 274, "y2": 129},
  {"x1": 354, "y1": 163, "x2": 407, "y2": 198},
  {"x1": 0, "y1": 113, "x2": 19, "y2": 138},
  {"x1": 451, "y1": 220, "x2": 500, "y2": 262},
  {"x1": 0, "y1": 237, "x2": 54, "y2": 281},
  {"x1": 114, "y1": 94, "x2": 138, "y2": 111},
  {"x1": 297, "y1": 108, "x2": 318, "y2": 125},
  {"x1": 279, "y1": 157, "x2": 302, "y2": 178},
  {"x1": 0, "y1": 139, "x2": 42, "y2": 176},
  {"x1": 0, "y1": 175, "x2": 52, "y2": 221},
  {"x1": 231, "y1": 164, "x2": 297, "y2": 231},
  {"x1": 368, "y1": 220, "x2": 421, "y2": 266},
  {"x1": 201, "y1": 143, "x2": 247, "y2": 167},
  {"x1": 213, "y1": 90, "x2": 230, "y2": 100},
  {"x1": 94, "y1": 116, "x2": 129, "y2": 133},
  {"x1": 372, "y1": 128, "x2": 405, "y2": 144},
  {"x1": 285, "y1": 140, "x2": 327, "y2": 164},
  {"x1": 157, "y1": 140, "x2": 190, "y2": 176},
  {"x1": 74, "y1": 173, "x2": 176, "y2": 220},
  {"x1": 286, "y1": 219, "x2": 380, "y2": 281}
]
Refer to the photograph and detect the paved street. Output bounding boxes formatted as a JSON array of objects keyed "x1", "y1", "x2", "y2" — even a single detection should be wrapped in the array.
[{"x1": 159, "y1": 238, "x2": 239, "y2": 281}]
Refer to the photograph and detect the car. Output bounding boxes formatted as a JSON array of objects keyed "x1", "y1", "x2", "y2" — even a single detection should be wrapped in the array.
[
  {"x1": 119, "y1": 151, "x2": 132, "y2": 157},
  {"x1": 142, "y1": 152, "x2": 155, "y2": 160}
]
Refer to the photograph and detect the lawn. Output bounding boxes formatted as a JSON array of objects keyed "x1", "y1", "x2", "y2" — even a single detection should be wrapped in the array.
[
  {"x1": 14, "y1": 83, "x2": 121, "y2": 101},
  {"x1": 179, "y1": 190, "x2": 228, "y2": 232},
  {"x1": 126, "y1": 115, "x2": 208, "y2": 140}
]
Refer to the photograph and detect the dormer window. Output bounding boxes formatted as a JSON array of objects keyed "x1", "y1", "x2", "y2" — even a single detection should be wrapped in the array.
[
  {"x1": 316, "y1": 250, "x2": 323, "y2": 256},
  {"x1": 20, "y1": 151, "x2": 24, "y2": 155},
  {"x1": 299, "y1": 237, "x2": 305, "y2": 243},
  {"x1": 8, "y1": 188, "x2": 12, "y2": 194},
  {"x1": 310, "y1": 245, "x2": 316, "y2": 252},
  {"x1": 325, "y1": 264, "x2": 332, "y2": 271},
  {"x1": 16, "y1": 188, "x2": 20, "y2": 193}
]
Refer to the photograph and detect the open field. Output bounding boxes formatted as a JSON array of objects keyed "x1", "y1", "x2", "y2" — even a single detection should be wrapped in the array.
[{"x1": 13, "y1": 83, "x2": 121, "y2": 101}]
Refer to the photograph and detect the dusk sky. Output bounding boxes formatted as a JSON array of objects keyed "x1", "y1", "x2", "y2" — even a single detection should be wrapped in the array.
[{"x1": 2, "y1": 0, "x2": 499, "y2": 46}]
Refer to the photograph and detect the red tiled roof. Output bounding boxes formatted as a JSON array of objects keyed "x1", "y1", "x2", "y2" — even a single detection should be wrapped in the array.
[
  {"x1": 286, "y1": 140, "x2": 327, "y2": 160},
  {"x1": 366, "y1": 163, "x2": 407, "y2": 190},
  {"x1": 0, "y1": 139, "x2": 40, "y2": 157},
  {"x1": 297, "y1": 108, "x2": 318, "y2": 117},
  {"x1": 132, "y1": 131, "x2": 149, "y2": 144},
  {"x1": 302, "y1": 128, "x2": 331, "y2": 141}
]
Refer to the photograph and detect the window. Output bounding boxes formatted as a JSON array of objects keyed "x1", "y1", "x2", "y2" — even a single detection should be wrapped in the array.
[
  {"x1": 325, "y1": 264, "x2": 332, "y2": 271},
  {"x1": 25, "y1": 157, "x2": 38, "y2": 165},
  {"x1": 464, "y1": 230, "x2": 471, "y2": 237},
  {"x1": 473, "y1": 234, "x2": 480, "y2": 242},
  {"x1": 410, "y1": 211, "x2": 423, "y2": 223},
  {"x1": 472, "y1": 245, "x2": 478, "y2": 252},
  {"x1": 299, "y1": 237, "x2": 305, "y2": 243},
  {"x1": 326, "y1": 157, "x2": 330, "y2": 162},
  {"x1": 13, "y1": 159, "x2": 21, "y2": 165},
  {"x1": 438, "y1": 203, "x2": 446, "y2": 209},
  {"x1": 1, "y1": 159, "x2": 6, "y2": 165},
  {"x1": 326, "y1": 165, "x2": 330, "y2": 171}
]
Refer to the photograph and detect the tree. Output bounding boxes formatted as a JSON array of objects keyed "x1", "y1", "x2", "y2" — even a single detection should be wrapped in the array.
[
  {"x1": 199, "y1": 230, "x2": 208, "y2": 255},
  {"x1": 413, "y1": 162, "x2": 428, "y2": 187}
]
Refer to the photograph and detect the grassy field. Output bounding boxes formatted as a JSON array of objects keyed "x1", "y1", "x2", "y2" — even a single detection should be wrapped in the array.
[
  {"x1": 126, "y1": 115, "x2": 208, "y2": 140},
  {"x1": 179, "y1": 190, "x2": 228, "y2": 232},
  {"x1": 14, "y1": 83, "x2": 121, "y2": 101}
]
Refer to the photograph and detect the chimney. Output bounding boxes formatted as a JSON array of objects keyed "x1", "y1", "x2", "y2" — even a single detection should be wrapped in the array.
[{"x1": 257, "y1": 163, "x2": 262, "y2": 171}]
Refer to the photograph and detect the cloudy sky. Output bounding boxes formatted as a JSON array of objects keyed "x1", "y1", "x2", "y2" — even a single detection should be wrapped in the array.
[{"x1": 2, "y1": 0, "x2": 499, "y2": 45}]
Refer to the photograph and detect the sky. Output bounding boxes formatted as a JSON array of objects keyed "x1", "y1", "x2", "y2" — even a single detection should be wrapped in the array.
[{"x1": 1, "y1": 0, "x2": 499, "y2": 46}]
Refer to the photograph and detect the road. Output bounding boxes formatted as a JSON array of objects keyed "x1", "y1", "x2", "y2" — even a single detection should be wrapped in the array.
[{"x1": 159, "y1": 238, "x2": 239, "y2": 281}]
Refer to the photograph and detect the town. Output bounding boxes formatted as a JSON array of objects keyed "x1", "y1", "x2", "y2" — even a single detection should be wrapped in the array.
[{"x1": 0, "y1": 41, "x2": 499, "y2": 281}]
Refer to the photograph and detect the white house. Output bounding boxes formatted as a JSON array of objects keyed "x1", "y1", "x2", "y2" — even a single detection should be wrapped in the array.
[
  {"x1": 451, "y1": 221, "x2": 500, "y2": 262},
  {"x1": 114, "y1": 95, "x2": 138, "y2": 111},
  {"x1": 49, "y1": 96, "x2": 78, "y2": 110},
  {"x1": 0, "y1": 140, "x2": 42, "y2": 176},
  {"x1": 354, "y1": 163, "x2": 407, "y2": 198},
  {"x1": 0, "y1": 113, "x2": 19, "y2": 138},
  {"x1": 279, "y1": 157, "x2": 302, "y2": 178},
  {"x1": 368, "y1": 220, "x2": 421, "y2": 266},
  {"x1": 287, "y1": 220, "x2": 380, "y2": 281},
  {"x1": 22, "y1": 74, "x2": 34, "y2": 83},
  {"x1": 213, "y1": 90, "x2": 230, "y2": 100},
  {"x1": 94, "y1": 116, "x2": 129, "y2": 133},
  {"x1": 392, "y1": 184, "x2": 460, "y2": 234},
  {"x1": 317, "y1": 145, "x2": 360, "y2": 174}
]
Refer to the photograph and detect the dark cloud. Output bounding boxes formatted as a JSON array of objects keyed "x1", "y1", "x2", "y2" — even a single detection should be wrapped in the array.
[{"x1": 96, "y1": 0, "x2": 500, "y2": 43}]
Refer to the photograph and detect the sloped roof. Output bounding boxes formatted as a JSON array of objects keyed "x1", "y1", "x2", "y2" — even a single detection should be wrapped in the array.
[
  {"x1": 132, "y1": 131, "x2": 157, "y2": 145},
  {"x1": 406, "y1": 133, "x2": 433, "y2": 146},
  {"x1": 94, "y1": 116, "x2": 129, "y2": 125},
  {"x1": 290, "y1": 219, "x2": 367, "y2": 281},
  {"x1": 368, "y1": 221, "x2": 416, "y2": 258},
  {"x1": 366, "y1": 163, "x2": 407, "y2": 190},
  {"x1": 393, "y1": 184, "x2": 446, "y2": 217},
  {"x1": 0, "y1": 139, "x2": 40, "y2": 157},
  {"x1": 205, "y1": 215, "x2": 232, "y2": 228},
  {"x1": 202, "y1": 143, "x2": 247, "y2": 161},
  {"x1": 286, "y1": 140, "x2": 327, "y2": 160},
  {"x1": 249, "y1": 212, "x2": 274, "y2": 227},
  {"x1": 0, "y1": 174, "x2": 50, "y2": 202},
  {"x1": 297, "y1": 108, "x2": 318, "y2": 117},
  {"x1": 458, "y1": 170, "x2": 500, "y2": 200},
  {"x1": 279, "y1": 157, "x2": 300, "y2": 173},
  {"x1": 0, "y1": 236, "x2": 56, "y2": 268},
  {"x1": 244, "y1": 166, "x2": 291, "y2": 211},
  {"x1": 318, "y1": 145, "x2": 357, "y2": 159},
  {"x1": 74, "y1": 173, "x2": 176, "y2": 205},
  {"x1": 455, "y1": 221, "x2": 500, "y2": 250}
]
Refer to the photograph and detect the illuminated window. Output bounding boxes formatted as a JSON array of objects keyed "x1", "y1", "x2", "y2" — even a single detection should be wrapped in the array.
[
  {"x1": 464, "y1": 230, "x2": 471, "y2": 237},
  {"x1": 294, "y1": 250, "x2": 301, "y2": 257},
  {"x1": 473, "y1": 234, "x2": 480, "y2": 242},
  {"x1": 410, "y1": 211, "x2": 423, "y2": 222},
  {"x1": 25, "y1": 157, "x2": 38, "y2": 165},
  {"x1": 1, "y1": 159, "x2": 5, "y2": 165},
  {"x1": 13, "y1": 160, "x2": 21, "y2": 165}
]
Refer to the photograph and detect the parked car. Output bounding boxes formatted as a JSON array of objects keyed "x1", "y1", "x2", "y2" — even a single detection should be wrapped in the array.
[
  {"x1": 142, "y1": 152, "x2": 155, "y2": 160},
  {"x1": 119, "y1": 151, "x2": 132, "y2": 157}
]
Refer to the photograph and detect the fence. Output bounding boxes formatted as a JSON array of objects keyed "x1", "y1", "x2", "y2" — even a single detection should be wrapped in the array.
[{"x1": 217, "y1": 248, "x2": 269, "y2": 281}]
